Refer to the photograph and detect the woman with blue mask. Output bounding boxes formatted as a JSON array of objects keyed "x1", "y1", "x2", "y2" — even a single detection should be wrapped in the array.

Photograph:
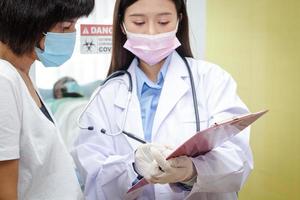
[
  {"x1": 73, "y1": 0, "x2": 253, "y2": 199},
  {"x1": 0, "y1": 0, "x2": 94, "y2": 199}
]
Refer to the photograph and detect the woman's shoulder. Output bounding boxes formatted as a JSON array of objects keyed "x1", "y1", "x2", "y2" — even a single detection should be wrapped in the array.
[
  {"x1": 0, "y1": 59, "x2": 22, "y2": 88},
  {"x1": 0, "y1": 60, "x2": 23, "y2": 119},
  {"x1": 0, "y1": 59, "x2": 25, "y2": 112}
]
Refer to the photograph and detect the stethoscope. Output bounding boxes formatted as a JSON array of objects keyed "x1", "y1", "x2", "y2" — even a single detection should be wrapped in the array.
[{"x1": 78, "y1": 55, "x2": 200, "y2": 144}]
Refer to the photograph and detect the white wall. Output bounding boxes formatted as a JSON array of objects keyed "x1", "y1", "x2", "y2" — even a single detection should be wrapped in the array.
[{"x1": 187, "y1": 0, "x2": 206, "y2": 59}]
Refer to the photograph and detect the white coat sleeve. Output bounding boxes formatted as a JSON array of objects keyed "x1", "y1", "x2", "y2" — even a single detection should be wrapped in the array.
[
  {"x1": 0, "y1": 76, "x2": 21, "y2": 161},
  {"x1": 71, "y1": 95, "x2": 137, "y2": 200},
  {"x1": 189, "y1": 64, "x2": 253, "y2": 194}
]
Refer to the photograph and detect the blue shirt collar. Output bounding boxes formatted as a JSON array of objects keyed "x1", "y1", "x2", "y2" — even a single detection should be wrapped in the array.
[{"x1": 135, "y1": 53, "x2": 172, "y2": 97}]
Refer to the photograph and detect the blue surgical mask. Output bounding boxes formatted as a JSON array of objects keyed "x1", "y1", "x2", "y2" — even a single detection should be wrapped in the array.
[
  {"x1": 64, "y1": 81, "x2": 82, "y2": 94},
  {"x1": 35, "y1": 32, "x2": 76, "y2": 67}
]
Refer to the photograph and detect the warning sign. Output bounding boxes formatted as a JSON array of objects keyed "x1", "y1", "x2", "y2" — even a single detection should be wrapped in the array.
[{"x1": 80, "y1": 24, "x2": 113, "y2": 54}]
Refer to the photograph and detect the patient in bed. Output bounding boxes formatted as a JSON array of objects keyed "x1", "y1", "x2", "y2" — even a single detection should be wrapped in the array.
[{"x1": 53, "y1": 76, "x2": 84, "y2": 99}]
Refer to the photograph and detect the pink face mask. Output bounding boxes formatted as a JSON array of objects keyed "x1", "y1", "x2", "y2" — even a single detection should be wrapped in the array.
[{"x1": 123, "y1": 23, "x2": 181, "y2": 66}]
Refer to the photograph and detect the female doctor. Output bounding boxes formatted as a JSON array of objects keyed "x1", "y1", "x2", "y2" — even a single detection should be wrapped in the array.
[{"x1": 72, "y1": 0, "x2": 253, "y2": 199}]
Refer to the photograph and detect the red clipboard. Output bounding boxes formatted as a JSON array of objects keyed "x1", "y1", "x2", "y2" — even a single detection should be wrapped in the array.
[{"x1": 125, "y1": 110, "x2": 268, "y2": 198}]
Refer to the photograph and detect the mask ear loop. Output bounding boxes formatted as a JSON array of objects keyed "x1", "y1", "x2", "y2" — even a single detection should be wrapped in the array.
[
  {"x1": 121, "y1": 23, "x2": 128, "y2": 35},
  {"x1": 35, "y1": 32, "x2": 47, "y2": 51},
  {"x1": 175, "y1": 19, "x2": 180, "y2": 33}
]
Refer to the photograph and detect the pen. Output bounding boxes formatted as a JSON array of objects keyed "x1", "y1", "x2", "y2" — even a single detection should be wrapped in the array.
[
  {"x1": 122, "y1": 130, "x2": 147, "y2": 144},
  {"x1": 100, "y1": 128, "x2": 147, "y2": 144}
]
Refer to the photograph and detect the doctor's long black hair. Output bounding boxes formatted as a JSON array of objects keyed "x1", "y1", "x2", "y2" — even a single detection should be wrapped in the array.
[{"x1": 108, "y1": 0, "x2": 193, "y2": 76}]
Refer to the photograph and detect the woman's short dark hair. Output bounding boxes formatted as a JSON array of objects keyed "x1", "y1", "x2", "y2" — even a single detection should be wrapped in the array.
[
  {"x1": 108, "y1": 0, "x2": 193, "y2": 76},
  {"x1": 0, "y1": 0, "x2": 95, "y2": 55}
]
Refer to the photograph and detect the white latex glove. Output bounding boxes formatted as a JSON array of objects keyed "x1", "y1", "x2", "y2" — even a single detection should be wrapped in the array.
[
  {"x1": 134, "y1": 144, "x2": 172, "y2": 179},
  {"x1": 148, "y1": 147, "x2": 197, "y2": 184}
]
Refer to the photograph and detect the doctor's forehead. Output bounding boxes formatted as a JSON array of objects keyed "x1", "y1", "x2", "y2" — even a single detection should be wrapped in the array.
[{"x1": 124, "y1": 0, "x2": 177, "y2": 18}]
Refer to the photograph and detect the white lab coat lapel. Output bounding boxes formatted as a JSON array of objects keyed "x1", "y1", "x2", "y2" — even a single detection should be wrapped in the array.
[
  {"x1": 113, "y1": 60, "x2": 144, "y2": 150},
  {"x1": 152, "y1": 52, "x2": 190, "y2": 140}
]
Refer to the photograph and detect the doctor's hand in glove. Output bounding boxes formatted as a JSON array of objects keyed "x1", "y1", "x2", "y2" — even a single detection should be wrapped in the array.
[
  {"x1": 134, "y1": 144, "x2": 197, "y2": 185},
  {"x1": 148, "y1": 147, "x2": 197, "y2": 185},
  {"x1": 134, "y1": 143, "x2": 172, "y2": 180}
]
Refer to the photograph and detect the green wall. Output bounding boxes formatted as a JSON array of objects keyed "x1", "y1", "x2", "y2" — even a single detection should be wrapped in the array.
[{"x1": 206, "y1": 0, "x2": 300, "y2": 199}]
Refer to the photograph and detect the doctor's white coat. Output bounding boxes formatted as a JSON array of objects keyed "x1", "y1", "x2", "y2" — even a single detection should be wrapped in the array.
[{"x1": 72, "y1": 52, "x2": 253, "y2": 200}]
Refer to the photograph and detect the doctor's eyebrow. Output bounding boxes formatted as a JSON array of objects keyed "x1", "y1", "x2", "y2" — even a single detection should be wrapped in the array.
[{"x1": 128, "y1": 12, "x2": 173, "y2": 17}]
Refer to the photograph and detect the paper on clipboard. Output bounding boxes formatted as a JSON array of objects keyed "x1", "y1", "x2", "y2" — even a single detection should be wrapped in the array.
[{"x1": 125, "y1": 110, "x2": 268, "y2": 199}]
